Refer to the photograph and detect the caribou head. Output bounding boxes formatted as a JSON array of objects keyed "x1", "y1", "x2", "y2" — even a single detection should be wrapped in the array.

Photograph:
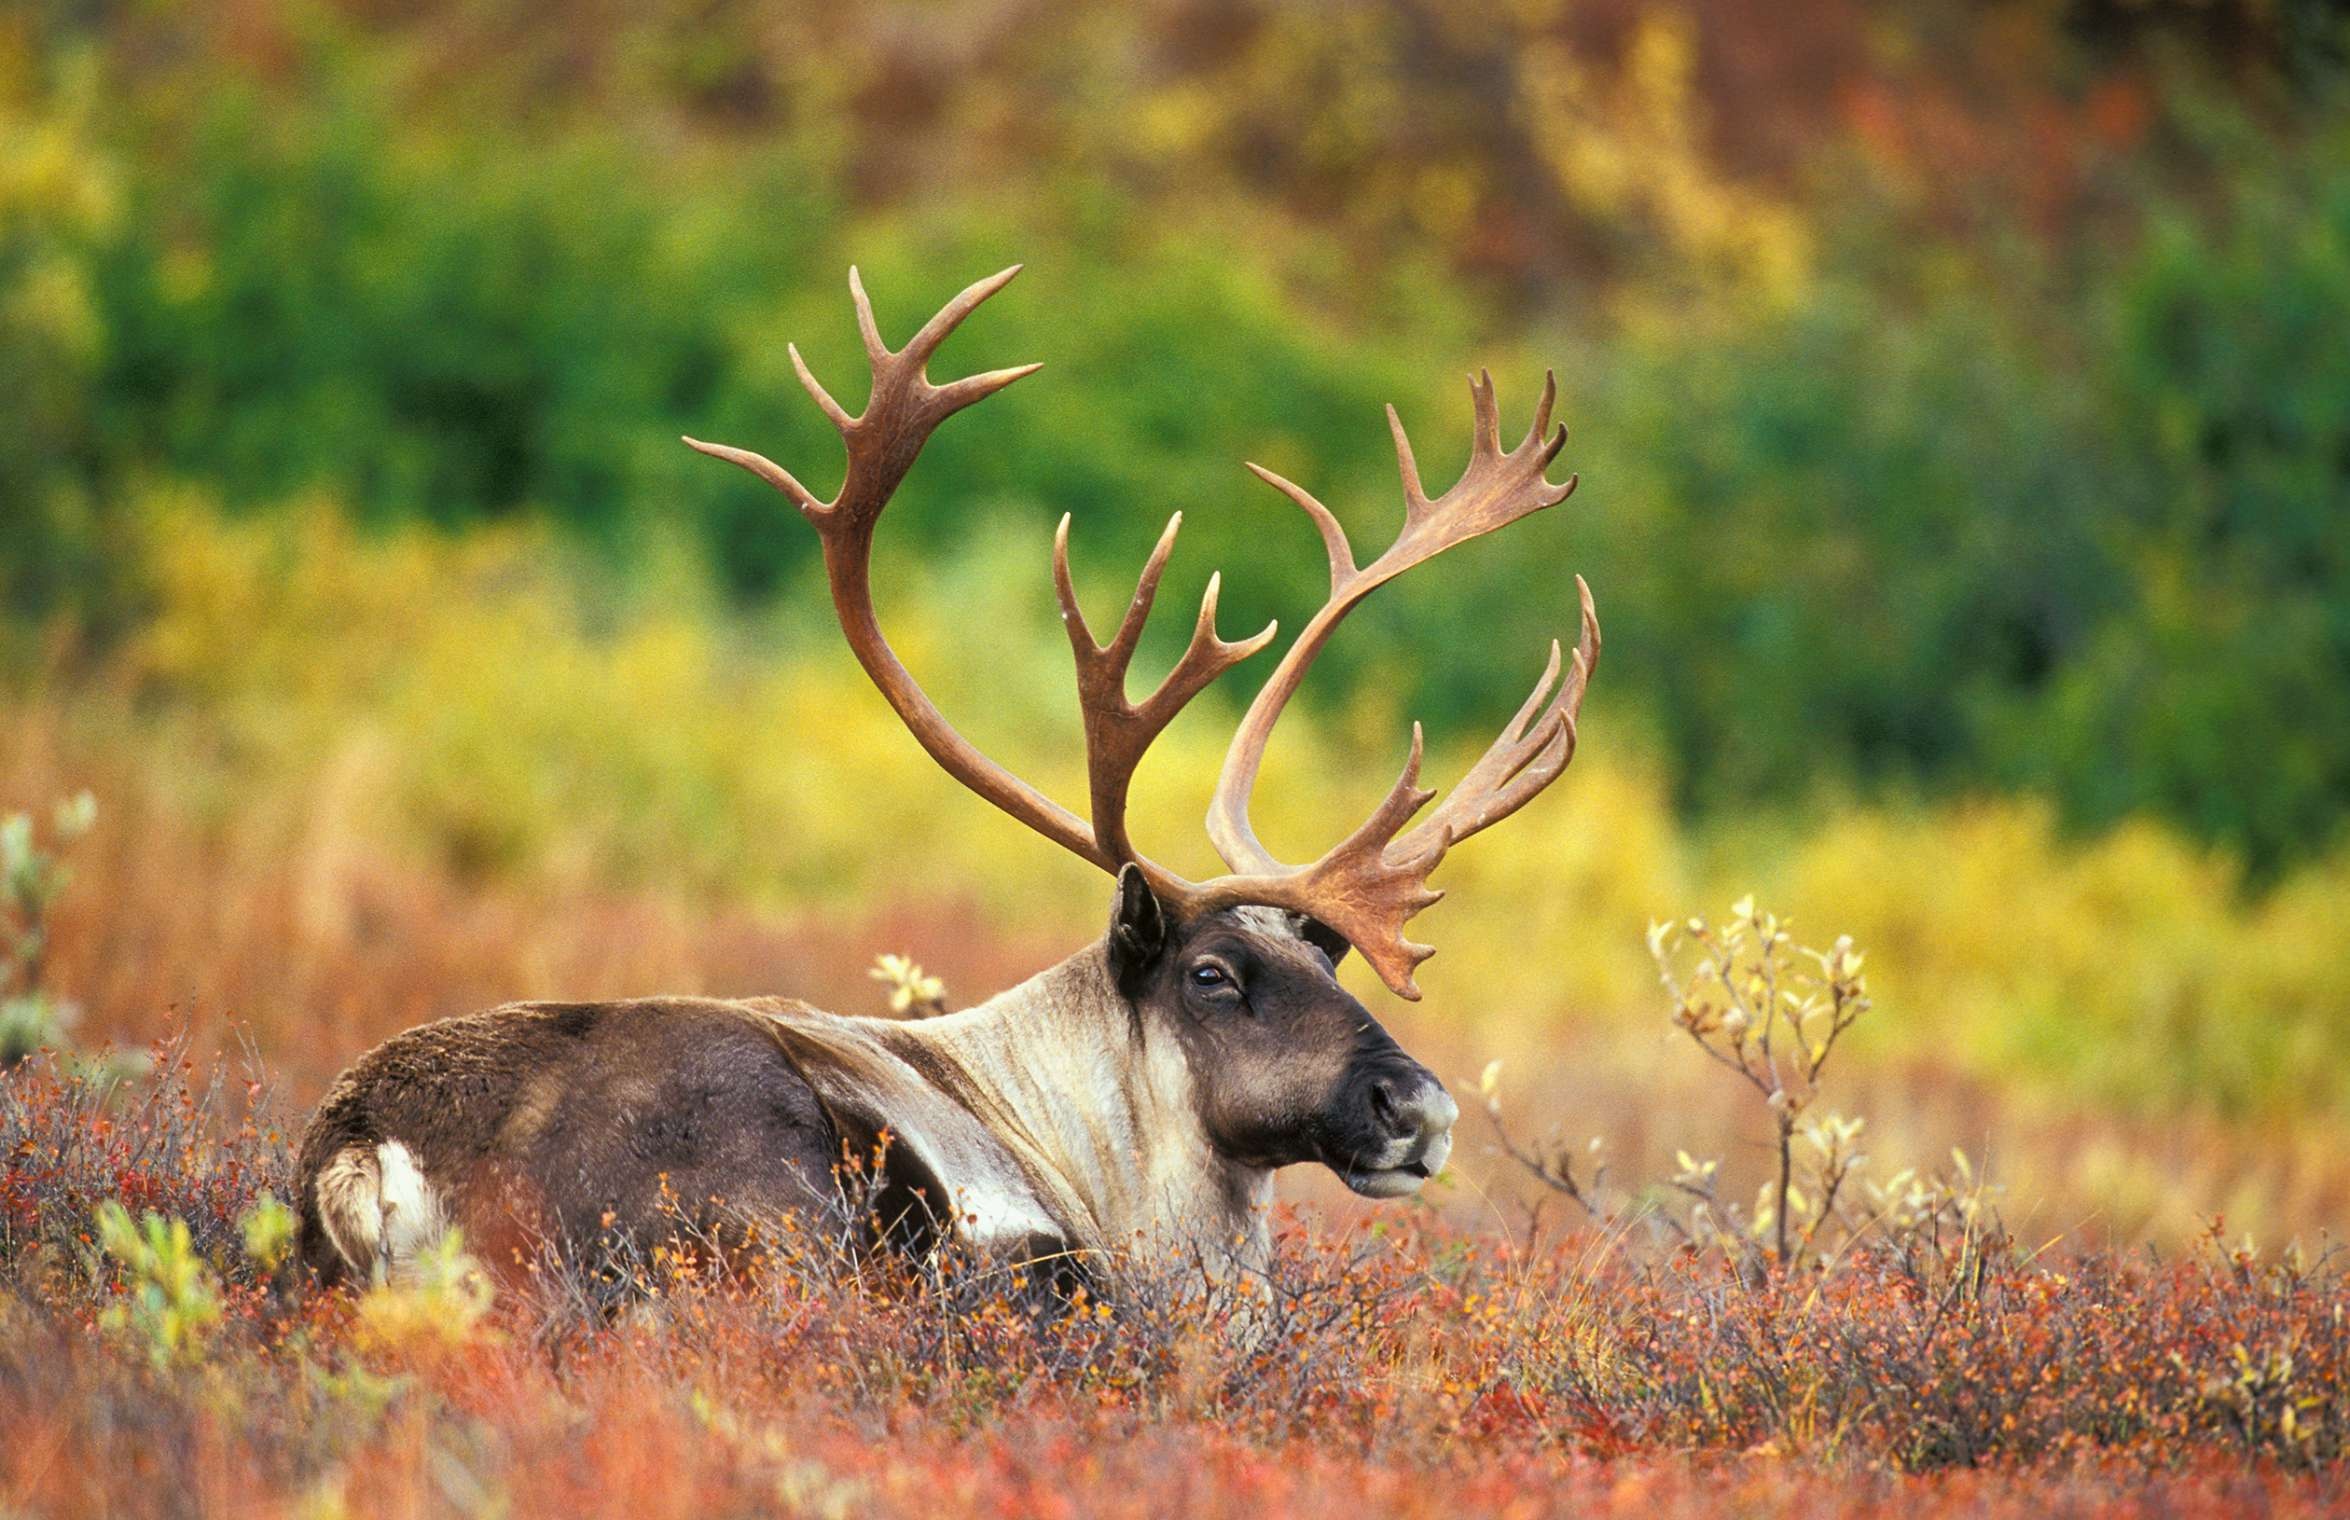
[
  {"x1": 1104, "y1": 875, "x2": 1459, "y2": 1200},
  {"x1": 296, "y1": 264, "x2": 1596, "y2": 1290}
]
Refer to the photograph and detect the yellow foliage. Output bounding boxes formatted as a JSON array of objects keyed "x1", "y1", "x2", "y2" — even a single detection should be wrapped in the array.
[
  {"x1": 1782, "y1": 802, "x2": 2350, "y2": 1117},
  {"x1": 0, "y1": 48, "x2": 118, "y2": 368},
  {"x1": 349, "y1": 1231, "x2": 496, "y2": 1357},
  {"x1": 1517, "y1": 13, "x2": 1811, "y2": 311}
]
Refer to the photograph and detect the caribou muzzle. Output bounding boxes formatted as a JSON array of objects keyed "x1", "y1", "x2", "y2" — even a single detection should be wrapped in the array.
[{"x1": 1333, "y1": 1060, "x2": 1459, "y2": 1199}]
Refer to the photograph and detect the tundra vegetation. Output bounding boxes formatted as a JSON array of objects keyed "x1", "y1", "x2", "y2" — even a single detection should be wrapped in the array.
[
  {"x1": 5, "y1": 877, "x2": 2347, "y2": 1516},
  {"x1": 6, "y1": 0, "x2": 2350, "y2": 1514}
]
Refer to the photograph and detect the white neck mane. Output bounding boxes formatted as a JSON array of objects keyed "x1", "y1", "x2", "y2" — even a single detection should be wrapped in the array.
[{"x1": 761, "y1": 946, "x2": 1274, "y2": 1276}]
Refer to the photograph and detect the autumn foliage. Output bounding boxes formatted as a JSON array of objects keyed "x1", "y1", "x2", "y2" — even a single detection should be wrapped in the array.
[{"x1": 5, "y1": 1025, "x2": 2348, "y2": 1517}]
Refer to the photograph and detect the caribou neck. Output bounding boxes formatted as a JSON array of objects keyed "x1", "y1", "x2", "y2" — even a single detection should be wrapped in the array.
[{"x1": 885, "y1": 943, "x2": 1274, "y2": 1271}]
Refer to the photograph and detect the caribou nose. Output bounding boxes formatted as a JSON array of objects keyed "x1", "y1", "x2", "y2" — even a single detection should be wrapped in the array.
[{"x1": 1369, "y1": 1071, "x2": 1459, "y2": 1147}]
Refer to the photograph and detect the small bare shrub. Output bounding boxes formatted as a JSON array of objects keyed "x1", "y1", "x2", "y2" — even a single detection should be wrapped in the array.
[{"x1": 1487, "y1": 897, "x2": 2002, "y2": 1273}]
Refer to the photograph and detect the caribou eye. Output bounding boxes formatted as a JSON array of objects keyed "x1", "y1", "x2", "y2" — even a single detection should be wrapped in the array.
[{"x1": 1189, "y1": 963, "x2": 1233, "y2": 991}]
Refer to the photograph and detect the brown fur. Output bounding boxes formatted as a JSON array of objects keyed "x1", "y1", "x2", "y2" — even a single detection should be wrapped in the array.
[{"x1": 295, "y1": 998, "x2": 849, "y2": 1284}]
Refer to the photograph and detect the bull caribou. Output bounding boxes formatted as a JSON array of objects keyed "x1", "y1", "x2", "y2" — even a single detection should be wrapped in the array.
[{"x1": 295, "y1": 265, "x2": 1600, "y2": 1289}]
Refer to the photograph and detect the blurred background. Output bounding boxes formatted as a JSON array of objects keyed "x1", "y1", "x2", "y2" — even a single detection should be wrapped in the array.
[{"x1": 3, "y1": 0, "x2": 2347, "y2": 1245}]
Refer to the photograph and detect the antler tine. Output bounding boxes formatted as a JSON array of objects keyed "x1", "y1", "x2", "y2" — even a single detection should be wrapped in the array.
[
  {"x1": 1057, "y1": 513, "x2": 1277, "y2": 862},
  {"x1": 933, "y1": 361, "x2": 1047, "y2": 417},
  {"x1": 846, "y1": 266, "x2": 891, "y2": 365},
  {"x1": 1244, "y1": 463, "x2": 1359, "y2": 595},
  {"x1": 1387, "y1": 404, "x2": 1431, "y2": 517},
  {"x1": 786, "y1": 342, "x2": 854, "y2": 435},
  {"x1": 1416, "y1": 640, "x2": 1570, "y2": 851},
  {"x1": 1527, "y1": 369, "x2": 1559, "y2": 455},
  {"x1": 901, "y1": 264, "x2": 1025, "y2": 370},
  {"x1": 1469, "y1": 369, "x2": 1502, "y2": 460},
  {"x1": 1144, "y1": 570, "x2": 1278, "y2": 729},
  {"x1": 1392, "y1": 576, "x2": 1602, "y2": 868},
  {"x1": 829, "y1": 265, "x2": 1049, "y2": 420},
  {"x1": 1057, "y1": 511, "x2": 1184, "y2": 666},
  {"x1": 680, "y1": 436, "x2": 827, "y2": 517}
]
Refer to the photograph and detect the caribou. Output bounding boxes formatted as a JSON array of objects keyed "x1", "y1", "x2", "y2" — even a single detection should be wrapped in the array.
[{"x1": 295, "y1": 265, "x2": 1600, "y2": 1290}]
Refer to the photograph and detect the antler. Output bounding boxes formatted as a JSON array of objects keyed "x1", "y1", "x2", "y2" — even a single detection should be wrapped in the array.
[
  {"x1": 688, "y1": 269, "x2": 1598, "y2": 1001},
  {"x1": 685, "y1": 267, "x2": 1102, "y2": 867},
  {"x1": 1054, "y1": 512, "x2": 1278, "y2": 864},
  {"x1": 1201, "y1": 370, "x2": 1596, "y2": 996}
]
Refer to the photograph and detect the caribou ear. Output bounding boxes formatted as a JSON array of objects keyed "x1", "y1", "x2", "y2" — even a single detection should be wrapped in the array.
[
  {"x1": 1298, "y1": 915, "x2": 1352, "y2": 969},
  {"x1": 1107, "y1": 863, "x2": 1168, "y2": 989}
]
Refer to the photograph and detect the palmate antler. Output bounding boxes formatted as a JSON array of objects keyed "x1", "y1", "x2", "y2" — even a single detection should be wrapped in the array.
[{"x1": 687, "y1": 266, "x2": 1597, "y2": 999}]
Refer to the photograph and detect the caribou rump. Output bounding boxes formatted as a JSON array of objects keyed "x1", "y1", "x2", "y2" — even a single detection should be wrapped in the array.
[{"x1": 295, "y1": 265, "x2": 1599, "y2": 1289}]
